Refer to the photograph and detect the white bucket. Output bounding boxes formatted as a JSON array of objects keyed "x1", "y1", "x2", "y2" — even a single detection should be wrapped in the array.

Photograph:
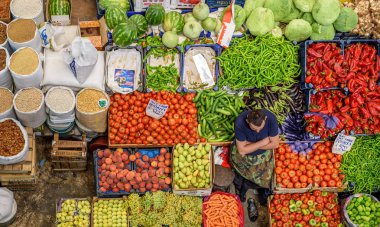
[
  {"x1": 10, "y1": 0, "x2": 44, "y2": 26},
  {"x1": 8, "y1": 47, "x2": 43, "y2": 91},
  {"x1": 7, "y1": 19, "x2": 42, "y2": 52},
  {"x1": 0, "y1": 87, "x2": 16, "y2": 120},
  {"x1": 13, "y1": 87, "x2": 47, "y2": 128},
  {"x1": 0, "y1": 47, "x2": 13, "y2": 90},
  {"x1": 0, "y1": 21, "x2": 13, "y2": 54},
  {"x1": 45, "y1": 86, "x2": 75, "y2": 117}
]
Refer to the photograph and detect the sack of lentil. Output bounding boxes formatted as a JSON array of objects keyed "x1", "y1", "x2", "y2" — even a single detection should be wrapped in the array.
[
  {"x1": 8, "y1": 47, "x2": 43, "y2": 90},
  {"x1": 0, "y1": 87, "x2": 15, "y2": 120},
  {"x1": 0, "y1": 47, "x2": 13, "y2": 90},
  {"x1": 10, "y1": 0, "x2": 44, "y2": 27},
  {"x1": 0, "y1": 118, "x2": 29, "y2": 165},
  {"x1": 7, "y1": 19, "x2": 42, "y2": 52},
  {"x1": 13, "y1": 87, "x2": 47, "y2": 128},
  {"x1": 45, "y1": 86, "x2": 75, "y2": 117},
  {"x1": 0, "y1": 21, "x2": 12, "y2": 54},
  {"x1": 75, "y1": 88, "x2": 110, "y2": 133}
]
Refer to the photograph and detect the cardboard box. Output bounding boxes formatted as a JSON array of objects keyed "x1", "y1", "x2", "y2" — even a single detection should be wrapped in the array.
[
  {"x1": 172, "y1": 144, "x2": 215, "y2": 197},
  {"x1": 79, "y1": 17, "x2": 109, "y2": 51},
  {"x1": 46, "y1": 0, "x2": 72, "y2": 26},
  {"x1": 0, "y1": 0, "x2": 11, "y2": 23}
]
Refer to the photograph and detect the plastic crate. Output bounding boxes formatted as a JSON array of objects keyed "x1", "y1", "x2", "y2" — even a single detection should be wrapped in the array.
[
  {"x1": 205, "y1": 0, "x2": 244, "y2": 8},
  {"x1": 170, "y1": 0, "x2": 205, "y2": 9},
  {"x1": 180, "y1": 44, "x2": 222, "y2": 92},
  {"x1": 300, "y1": 40, "x2": 345, "y2": 90}
]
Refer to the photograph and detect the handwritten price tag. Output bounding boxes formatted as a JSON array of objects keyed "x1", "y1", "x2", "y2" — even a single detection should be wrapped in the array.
[
  {"x1": 332, "y1": 131, "x2": 356, "y2": 155},
  {"x1": 145, "y1": 99, "x2": 168, "y2": 119}
]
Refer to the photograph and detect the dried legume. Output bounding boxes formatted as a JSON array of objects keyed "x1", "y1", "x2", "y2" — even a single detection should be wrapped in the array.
[
  {"x1": 0, "y1": 23, "x2": 6, "y2": 44},
  {"x1": 0, "y1": 119, "x2": 25, "y2": 156},
  {"x1": 46, "y1": 88, "x2": 74, "y2": 113},
  {"x1": 15, "y1": 88, "x2": 42, "y2": 112},
  {"x1": 8, "y1": 19, "x2": 36, "y2": 43},
  {"x1": 77, "y1": 89, "x2": 107, "y2": 113},
  {"x1": 0, "y1": 88, "x2": 13, "y2": 113},
  {"x1": 0, "y1": 49, "x2": 6, "y2": 71},
  {"x1": 10, "y1": 47, "x2": 38, "y2": 75},
  {"x1": 10, "y1": 0, "x2": 42, "y2": 19}
]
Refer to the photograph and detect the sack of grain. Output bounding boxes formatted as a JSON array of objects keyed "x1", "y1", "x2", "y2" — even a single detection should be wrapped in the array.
[
  {"x1": 63, "y1": 37, "x2": 98, "y2": 84},
  {"x1": 13, "y1": 87, "x2": 47, "y2": 128},
  {"x1": 8, "y1": 47, "x2": 43, "y2": 90},
  {"x1": 0, "y1": 21, "x2": 12, "y2": 54},
  {"x1": 0, "y1": 118, "x2": 29, "y2": 165},
  {"x1": 7, "y1": 19, "x2": 42, "y2": 52},
  {"x1": 0, "y1": 87, "x2": 15, "y2": 120},
  {"x1": 0, "y1": 47, "x2": 13, "y2": 90},
  {"x1": 45, "y1": 86, "x2": 75, "y2": 117},
  {"x1": 10, "y1": 0, "x2": 44, "y2": 26},
  {"x1": 75, "y1": 88, "x2": 109, "y2": 133}
]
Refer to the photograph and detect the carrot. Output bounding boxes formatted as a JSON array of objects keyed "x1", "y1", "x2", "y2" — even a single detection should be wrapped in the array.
[{"x1": 204, "y1": 193, "x2": 241, "y2": 227}]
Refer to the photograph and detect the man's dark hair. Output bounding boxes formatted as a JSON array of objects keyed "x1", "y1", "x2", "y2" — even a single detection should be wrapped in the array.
[{"x1": 247, "y1": 109, "x2": 266, "y2": 126}]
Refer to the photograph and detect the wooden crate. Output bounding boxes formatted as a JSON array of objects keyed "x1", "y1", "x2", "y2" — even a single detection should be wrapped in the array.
[{"x1": 0, "y1": 128, "x2": 38, "y2": 190}]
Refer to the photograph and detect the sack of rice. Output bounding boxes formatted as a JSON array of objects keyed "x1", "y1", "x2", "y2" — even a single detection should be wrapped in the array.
[
  {"x1": 45, "y1": 86, "x2": 75, "y2": 117},
  {"x1": 10, "y1": 0, "x2": 44, "y2": 26}
]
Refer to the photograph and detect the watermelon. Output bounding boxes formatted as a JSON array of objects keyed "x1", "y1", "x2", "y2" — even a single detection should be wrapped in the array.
[
  {"x1": 129, "y1": 14, "x2": 148, "y2": 37},
  {"x1": 145, "y1": 4, "x2": 165, "y2": 26},
  {"x1": 112, "y1": 22, "x2": 138, "y2": 47},
  {"x1": 99, "y1": 0, "x2": 130, "y2": 11},
  {"x1": 163, "y1": 11, "x2": 185, "y2": 34},
  {"x1": 49, "y1": 0, "x2": 70, "y2": 16},
  {"x1": 105, "y1": 7, "x2": 127, "y2": 30}
]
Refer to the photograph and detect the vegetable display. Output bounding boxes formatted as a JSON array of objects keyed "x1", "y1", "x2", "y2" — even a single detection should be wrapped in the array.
[
  {"x1": 146, "y1": 64, "x2": 179, "y2": 92},
  {"x1": 274, "y1": 142, "x2": 344, "y2": 189},
  {"x1": 108, "y1": 91, "x2": 199, "y2": 145},
  {"x1": 344, "y1": 194, "x2": 380, "y2": 226},
  {"x1": 340, "y1": 135, "x2": 380, "y2": 193},
  {"x1": 99, "y1": 0, "x2": 130, "y2": 11},
  {"x1": 129, "y1": 14, "x2": 148, "y2": 37},
  {"x1": 269, "y1": 191, "x2": 342, "y2": 227},
  {"x1": 279, "y1": 112, "x2": 307, "y2": 141},
  {"x1": 194, "y1": 90, "x2": 245, "y2": 142},
  {"x1": 218, "y1": 35, "x2": 300, "y2": 89}
]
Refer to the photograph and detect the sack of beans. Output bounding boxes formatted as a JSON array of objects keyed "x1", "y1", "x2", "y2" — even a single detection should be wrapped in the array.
[
  {"x1": 0, "y1": 87, "x2": 15, "y2": 120},
  {"x1": 7, "y1": 19, "x2": 41, "y2": 52},
  {"x1": 8, "y1": 47, "x2": 43, "y2": 90},
  {"x1": 13, "y1": 87, "x2": 47, "y2": 128},
  {"x1": 0, "y1": 47, "x2": 12, "y2": 90},
  {"x1": 0, "y1": 118, "x2": 29, "y2": 164},
  {"x1": 75, "y1": 88, "x2": 109, "y2": 133}
]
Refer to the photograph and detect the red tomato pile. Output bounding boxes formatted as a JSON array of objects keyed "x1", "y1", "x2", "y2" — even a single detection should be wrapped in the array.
[
  {"x1": 269, "y1": 191, "x2": 342, "y2": 227},
  {"x1": 108, "y1": 91, "x2": 201, "y2": 145},
  {"x1": 274, "y1": 141, "x2": 344, "y2": 189}
]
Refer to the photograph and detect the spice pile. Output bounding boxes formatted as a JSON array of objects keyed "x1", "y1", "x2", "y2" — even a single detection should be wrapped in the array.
[
  {"x1": 10, "y1": 47, "x2": 38, "y2": 75},
  {"x1": 7, "y1": 19, "x2": 36, "y2": 43},
  {"x1": 77, "y1": 89, "x2": 107, "y2": 113},
  {"x1": 0, "y1": 23, "x2": 6, "y2": 44},
  {"x1": 0, "y1": 88, "x2": 13, "y2": 113},
  {"x1": 0, "y1": 49, "x2": 6, "y2": 71},
  {"x1": 0, "y1": 119, "x2": 25, "y2": 156},
  {"x1": 15, "y1": 88, "x2": 42, "y2": 112},
  {"x1": 46, "y1": 88, "x2": 74, "y2": 113},
  {"x1": 0, "y1": 0, "x2": 10, "y2": 21}
]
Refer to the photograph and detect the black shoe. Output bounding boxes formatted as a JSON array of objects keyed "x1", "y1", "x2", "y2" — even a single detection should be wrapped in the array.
[
  {"x1": 258, "y1": 190, "x2": 269, "y2": 206},
  {"x1": 247, "y1": 198, "x2": 259, "y2": 222},
  {"x1": 235, "y1": 187, "x2": 246, "y2": 202}
]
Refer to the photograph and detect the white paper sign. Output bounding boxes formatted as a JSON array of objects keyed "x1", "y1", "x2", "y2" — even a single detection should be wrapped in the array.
[
  {"x1": 332, "y1": 131, "x2": 356, "y2": 155},
  {"x1": 217, "y1": 0, "x2": 235, "y2": 48},
  {"x1": 145, "y1": 99, "x2": 168, "y2": 119},
  {"x1": 193, "y1": 54, "x2": 215, "y2": 88}
]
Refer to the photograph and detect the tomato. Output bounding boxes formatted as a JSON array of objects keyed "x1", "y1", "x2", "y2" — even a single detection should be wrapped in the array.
[
  {"x1": 320, "y1": 181, "x2": 328, "y2": 187},
  {"x1": 328, "y1": 180, "x2": 336, "y2": 187},
  {"x1": 291, "y1": 176, "x2": 299, "y2": 183}
]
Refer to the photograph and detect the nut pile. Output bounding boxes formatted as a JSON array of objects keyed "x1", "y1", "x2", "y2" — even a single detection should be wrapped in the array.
[
  {"x1": 0, "y1": 119, "x2": 25, "y2": 156},
  {"x1": 15, "y1": 88, "x2": 43, "y2": 112},
  {"x1": 0, "y1": 88, "x2": 13, "y2": 113},
  {"x1": 77, "y1": 89, "x2": 107, "y2": 113}
]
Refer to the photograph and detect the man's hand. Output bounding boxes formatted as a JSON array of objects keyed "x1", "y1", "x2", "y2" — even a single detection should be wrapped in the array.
[
  {"x1": 238, "y1": 149, "x2": 246, "y2": 157},
  {"x1": 236, "y1": 138, "x2": 271, "y2": 156}
]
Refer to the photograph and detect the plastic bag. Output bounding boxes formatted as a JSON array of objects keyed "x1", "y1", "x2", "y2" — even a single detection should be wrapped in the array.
[
  {"x1": 214, "y1": 146, "x2": 231, "y2": 168},
  {"x1": 38, "y1": 22, "x2": 66, "y2": 51},
  {"x1": 0, "y1": 187, "x2": 17, "y2": 224}
]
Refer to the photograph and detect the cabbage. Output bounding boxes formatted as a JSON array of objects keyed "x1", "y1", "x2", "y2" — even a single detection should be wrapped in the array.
[
  {"x1": 285, "y1": 19, "x2": 312, "y2": 42},
  {"x1": 281, "y1": 3, "x2": 301, "y2": 23},
  {"x1": 221, "y1": 5, "x2": 247, "y2": 31},
  {"x1": 264, "y1": 0, "x2": 293, "y2": 22},
  {"x1": 311, "y1": 23, "x2": 335, "y2": 40},
  {"x1": 244, "y1": 0, "x2": 265, "y2": 17},
  {"x1": 162, "y1": 31, "x2": 179, "y2": 48},
  {"x1": 312, "y1": 0, "x2": 341, "y2": 25},
  {"x1": 300, "y1": 12, "x2": 315, "y2": 24},
  {"x1": 246, "y1": 7, "x2": 275, "y2": 36},
  {"x1": 333, "y1": 7, "x2": 358, "y2": 32},
  {"x1": 201, "y1": 17, "x2": 217, "y2": 32},
  {"x1": 293, "y1": 0, "x2": 315, "y2": 12},
  {"x1": 271, "y1": 26, "x2": 283, "y2": 38}
]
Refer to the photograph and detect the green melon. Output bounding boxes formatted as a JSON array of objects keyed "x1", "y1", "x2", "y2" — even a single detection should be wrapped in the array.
[
  {"x1": 145, "y1": 4, "x2": 165, "y2": 26},
  {"x1": 49, "y1": 0, "x2": 70, "y2": 16},
  {"x1": 106, "y1": 7, "x2": 127, "y2": 30},
  {"x1": 163, "y1": 11, "x2": 184, "y2": 34},
  {"x1": 129, "y1": 14, "x2": 148, "y2": 37},
  {"x1": 113, "y1": 21, "x2": 138, "y2": 47},
  {"x1": 99, "y1": 0, "x2": 130, "y2": 11}
]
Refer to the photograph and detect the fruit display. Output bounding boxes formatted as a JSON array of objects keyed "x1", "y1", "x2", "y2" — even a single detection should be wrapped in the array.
[
  {"x1": 105, "y1": 6, "x2": 127, "y2": 30},
  {"x1": 56, "y1": 199, "x2": 91, "y2": 227},
  {"x1": 269, "y1": 191, "x2": 342, "y2": 227},
  {"x1": 112, "y1": 21, "x2": 138, "y2": 47},
  {"x1": 343, "y1": 194, "x2": 380, "y2": 226},
  {"x1": 274, "y1": 141, "x2": 344, "y2": 189},
  {"x1": 96, "y1": 148, "x2": 171, "y2": 194},
  {"x1": 172, "y1": 143, "x2": 212, "y2": 190},
  {"x1": 92, "y1": 198, "x2": 128, "y2": 227},
  {"x1": 108, "y1": 91, "x2": 199, "y2": 146},
  {"x1": 127, "y1": 192, "x2": 203, "y2": 226}
]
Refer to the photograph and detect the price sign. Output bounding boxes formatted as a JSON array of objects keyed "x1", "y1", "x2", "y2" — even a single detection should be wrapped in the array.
[
  {"x1": 145, "y1": 99, "x2": 168, "y2": 119},
  {"x1": 216, "y1": 0, "x2": 235, "y2": 48},
  {"x1": 332, "y1": 131, "x2": 356, "y2": 155}
]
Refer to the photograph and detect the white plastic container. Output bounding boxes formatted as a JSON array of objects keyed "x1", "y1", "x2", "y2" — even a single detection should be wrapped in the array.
[
  {"x1": 10, "y1": 0, "x2": 44, "y2": 26},
  {"x1": 0, "y1": 47, "x2": 13, "y2": 90},
  {"x1": 7, "y1": 19, "x2": 42, "y2": 52},
  {"x1": 8, "y1": 47, "x2": 43, "y2": 91}
]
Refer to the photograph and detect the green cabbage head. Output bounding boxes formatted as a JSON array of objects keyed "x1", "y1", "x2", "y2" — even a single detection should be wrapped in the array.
[
  {"x1": 264, "y1": 0, "x2": 293, "y2": 22},
  {"x1": 311, "y1": 23, "x2": 335, "y2": 40},
  {"x1": 244, "y1": 0, "x2": 265, "y2": 17},
  {"x1": 246, "y1": 7, "x2": 275, "y2": 36},
  {"x1": 333, "y1": 7, "x2": 358, "y2": 32},
  {"x1": 300, "y1": 12, "x2": 315, "y2": 24},
  {"x1": 294, "y1": 0, "x2": 315, "y2": 12},
  {"x1": 285, "y1": 19, "x2": 312, "y2": 42},
  {"x1": 312, "y1": 0, "x2": 341, "y2": 25}
]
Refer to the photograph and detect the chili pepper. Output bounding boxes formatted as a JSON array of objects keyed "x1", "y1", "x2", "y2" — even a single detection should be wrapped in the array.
[
  {"x1": 340, "y1": 105, "x2": 350, "y2": 113},
  {"x1": 342, "y1": 113, "x2": 354, "y2": 127},
  {"x1": 356, "y1": 95, "x2": 365, "y2": 105},
  {"x1": 361, "y1": 105, "x2": 372, "y2": 119},
  {"x1": 308, "y1": 48, "x2": 322, "y2": 58}
]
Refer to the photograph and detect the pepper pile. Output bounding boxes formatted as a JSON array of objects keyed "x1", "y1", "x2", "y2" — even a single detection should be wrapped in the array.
[
  {"x1": 146, "y1": 64, "x2": 179, "y2": 92},
  {"x1": 345, "y1": 194, "x2": 380, "y2": 226},
  {"x1": 269, "y1": 191, "x2": 342, "y2": 227}
]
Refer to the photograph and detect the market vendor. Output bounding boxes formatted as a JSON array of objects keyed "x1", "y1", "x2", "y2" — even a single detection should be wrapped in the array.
[{"x1": 230, "y1": 109, "x2": 279, "y2": 220}]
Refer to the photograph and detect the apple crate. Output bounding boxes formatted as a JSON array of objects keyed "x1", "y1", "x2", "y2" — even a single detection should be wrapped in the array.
[
  {"x1": 91, "y1": 197, "x2": 128, "y2": 227},
  {"x1": 56, "y1": 197, "x2": 91, "y2": 227}
]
